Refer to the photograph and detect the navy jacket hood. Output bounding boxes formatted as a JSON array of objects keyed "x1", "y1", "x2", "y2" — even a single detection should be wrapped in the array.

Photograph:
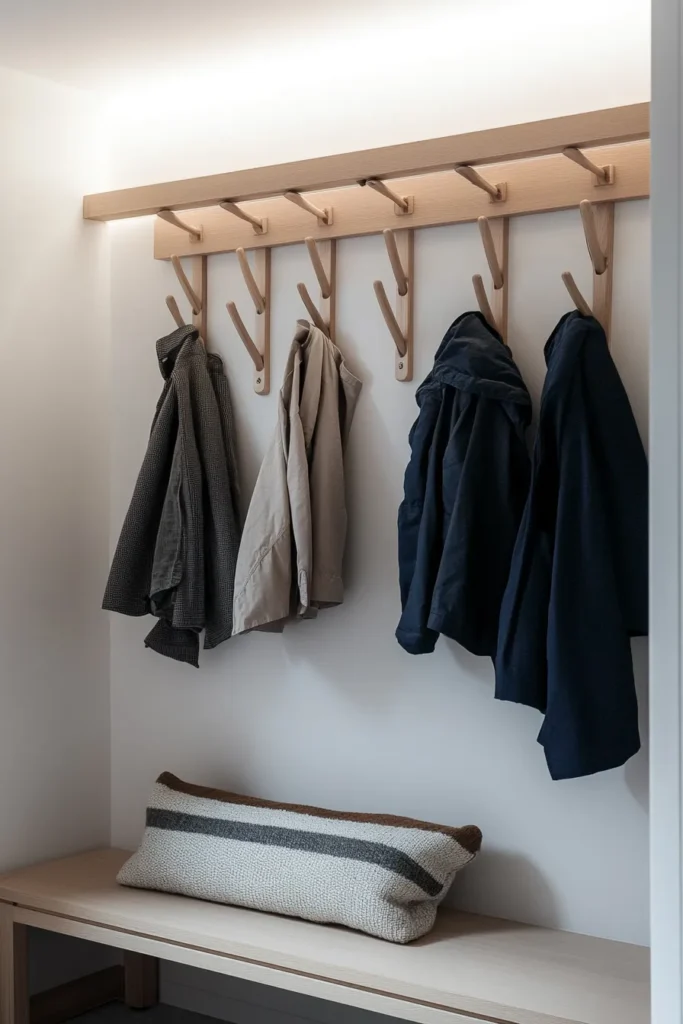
[{"x1": 418, "y1": 311, "x2": 532, "y2": 409}]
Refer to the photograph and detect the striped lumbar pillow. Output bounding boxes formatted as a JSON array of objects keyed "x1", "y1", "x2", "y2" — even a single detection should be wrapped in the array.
[{"x1": 117, "y1": 772, "x2": 482, "y2": 943}]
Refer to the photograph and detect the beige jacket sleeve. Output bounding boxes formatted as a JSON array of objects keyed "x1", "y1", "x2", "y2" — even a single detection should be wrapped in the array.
[
  {"x1": 231, "y1": 349, "x2": 298, "y2": 635},
  {"x1": 308, "y1": 332, "x2": 362, "y2": 608}
]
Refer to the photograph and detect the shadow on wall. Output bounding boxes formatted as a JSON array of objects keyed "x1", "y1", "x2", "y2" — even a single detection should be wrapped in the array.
[
  {"x1": 626, "y1": 636, "x2": 649, "y2": 814},
  {"x1": 446, "y1": 849, "x2": 561, "y2": 930}
]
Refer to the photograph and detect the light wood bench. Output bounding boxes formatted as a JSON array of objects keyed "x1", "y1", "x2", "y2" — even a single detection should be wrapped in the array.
[{"x1": 0, "y1": 849, "x2": 649, "y2": 1024}]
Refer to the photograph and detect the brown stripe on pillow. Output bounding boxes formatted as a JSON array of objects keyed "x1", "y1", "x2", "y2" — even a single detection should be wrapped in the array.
[{"x1": 157, "y1": 773, "x2": 482, "y2": 853}]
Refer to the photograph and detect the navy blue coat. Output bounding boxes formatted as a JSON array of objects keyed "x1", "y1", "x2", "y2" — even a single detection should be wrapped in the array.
[
  {"x1": 396, "y1": 312, "x2": 532, "y2": 657},
  {"x1": 495, "y1": 312, "x2": 647, "y2": 780}
]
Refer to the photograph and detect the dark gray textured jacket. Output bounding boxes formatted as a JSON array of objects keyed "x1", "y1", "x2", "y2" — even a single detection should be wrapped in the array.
[{"x1": 103, "y1": 326, "x2": 241, "y2": 667}]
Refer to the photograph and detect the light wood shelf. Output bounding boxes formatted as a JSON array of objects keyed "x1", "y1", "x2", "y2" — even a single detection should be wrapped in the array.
[{"x1": 0, "y1": 850, "x2": 649, "y2": 1024}]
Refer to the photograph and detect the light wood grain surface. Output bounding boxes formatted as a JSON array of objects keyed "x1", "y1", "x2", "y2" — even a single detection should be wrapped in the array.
[
  {"x1": 151, "y1": 140, "x2": 649, "y2": 260},
  {"x1": 0, "y1": 850, "x2": 649, "y2": 1024},
  {"x1": 83, "y1": 104, "x2": 648, "y2": 220}
]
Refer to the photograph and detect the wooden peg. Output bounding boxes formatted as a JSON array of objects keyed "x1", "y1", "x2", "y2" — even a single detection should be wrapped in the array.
[
  {"x1": 473, "y1": 275, "x2": 498, "y2": 333},
  {"x1": 236, "y1": 248, "x2": 266, "y2": 313},
  {"x1": 373, "y1": 229, "x2": 414, "y2": 381},
  {"x1": 373, "y1": 282, "x2": 407, "y2": 356},
  {"x1": 227, "y1": 304, "x2": 265, "y2": 370},
  {"x1": 220, "y1": 201, "x2": 267, "y2": 235},
  {"x1": 383, "y1": 228, "x2": 409, "y2": 296},
  {"x1": 166, "y1": 295, "x2": 185, "y2": 328},
  {"x1": 562, "y1": 147, "x2": 614, "y2": 186},
  {"x1": 227, "y1": 248, "x2": 271, "y2": 394},
  {"x1": 562, "y1": 199, "x2": 614, "y2": 339},
  {"x1": 305, "y1": 237, "x2": 332, "y2": 299},
  {"x1": 157, "y1": 210, "x2": 202, "y2": 241},
  {"x1": 579, "y1": 200, "x2": 607, "y2": 274},
  {"x1": 455, "y1": 165, "x2": 507, "y2": 202},
  {"x1": 192, "y1": 255, "x2": 208, "y2": 345},
  {"x1": 297, "y1": 239, "x2": 336, "y2": 339},
  {"x1": 561, "y1": 272, "x2": 593, "y2": 316},
  {"x1": 478, "y1": 216, "x2": 504, "y2": 289},
  {"x1": 171, "y1": 255, "x2": 202, "y2": 314},
  {"x1": 586, "y1": 201, "x2": 614, "y2": 339},
  {"x1": 298, "y1": 283, "x2": 329, "y2": 334},
  {"x1": 284, "y1": 191, "x2": 333, "y2": 225},
  {"x1": 364, "y1": 179, "x2": 413, "y2": 215},
  {"x1": 474, "y1": 216, "x2": 509, "y2": 341},
  {"x1": 167, "y1": 256, "x2": 206, "y2": 345}
]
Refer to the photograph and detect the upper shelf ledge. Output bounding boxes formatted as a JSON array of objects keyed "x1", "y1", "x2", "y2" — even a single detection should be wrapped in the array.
[{"x1": 82, "y1": 103, "x2": 649, "y2": 222}]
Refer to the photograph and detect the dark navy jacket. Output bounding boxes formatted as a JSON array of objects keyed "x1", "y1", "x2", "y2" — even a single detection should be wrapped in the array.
[
  {"x1": 396, "y1": 312, "x2": 532, "y2": 657},
  {"x1": 495, "y1": 312, "x2": 647, "y2": 780}
]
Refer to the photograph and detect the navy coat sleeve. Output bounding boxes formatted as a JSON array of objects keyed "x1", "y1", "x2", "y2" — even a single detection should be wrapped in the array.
[{"x1": 427, "y1": 395, "x2": 531, "y2": 657}]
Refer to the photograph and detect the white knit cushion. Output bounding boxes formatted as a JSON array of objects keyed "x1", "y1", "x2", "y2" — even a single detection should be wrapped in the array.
[{"x1": 117, "y1": 773, "x2": 482, "y2": 943}]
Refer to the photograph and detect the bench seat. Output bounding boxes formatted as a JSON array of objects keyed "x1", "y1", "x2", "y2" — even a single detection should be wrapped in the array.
[{"x1": 0, "y1": 849, "x2": 649, "y2": 1024}]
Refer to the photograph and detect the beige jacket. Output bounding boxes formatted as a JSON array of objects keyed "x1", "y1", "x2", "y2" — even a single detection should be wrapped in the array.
[{"x1": 233, "y1": 321, "x2": 362, "y2": 634}]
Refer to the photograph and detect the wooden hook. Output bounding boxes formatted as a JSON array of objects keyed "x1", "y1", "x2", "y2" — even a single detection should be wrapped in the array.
[
  {"x1": 227, "y1": 303, "x2": 265, "y2": 370},
  {"x1": 297, "y1": 239, "x2": 336, "y2": 339},
  {"x1": 284, "y1": 191, "x2": 333, "y2": 225},
  {"x1": 191, "y1": 255, "x2": 208, "y2": 345},
  {"x1": 473, "y1": 276, "x2": 497, "y2": 332},
  {"x1": 305, "y1": 237, "x2": 332, "y2": 299},
  {"x1": 562, "y1": 147, "x2": 614, "y2": 186},
  {"x1": 473, "y1": 216, "x2": 509, "y2": 341},
  {"x1": 478, "y1": 217, "x2": 504, "y2": 289},
  {"x1": 226, "y1": 248, "x2": 271, "y2": 394},
  {"x1": 166, "y1": 295, "x2": 185, "y2": 328},
  {"x1": 373, "y1": 229, "x2": 414, "y2": 381},
  {"x1": 561, "y1": 272, "x2": 593, "y2": 316},
  {"x1": 561, "y1": 200, "x2": 614, "y2": 339},
  {"x1": 364, "y1": 179, "x2": 413, "y2": 215},
  {"x1": 220, "y1": 201, "x2": 267, "y2": 235},
  {"x1": 373, "y1": 282, "x2": 407, "y2": 356},
  {"x1": 157, "y1": 210, "x2": 202, "y2": 241},
  {"x1": 579, "y1": 200, "x2": 607, "y2": 275},
  {"x1": 298, "y1": 283, "x2": 329, "y2": 334},
  {"x1": 167, "y1": 256, "x2": 207, "y2": 345},
  {"x1": 171, "y1": 255, "x2": 202, "y2": 314},
  {"x1": 455, "y1": 165, "x2": 507, "y2": 202},
  {"x1": 383, "y1": 228, "x2": 409, "y2": 296},
  {"x1": 236, "y1": 247, "x2": 266, "y2": 313}
]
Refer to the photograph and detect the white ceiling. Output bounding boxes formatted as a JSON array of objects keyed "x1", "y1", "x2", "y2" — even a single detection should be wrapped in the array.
[{"x1": 0, "y1": 0, "x2": 444, "y2": 92}]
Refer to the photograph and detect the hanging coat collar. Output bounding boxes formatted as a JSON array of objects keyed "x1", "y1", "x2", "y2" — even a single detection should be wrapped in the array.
[
  {"x1": 156, "y1": 325, "x2": 201, "y2": 379},
  {"x1": 419, "y1": 312, "x2": 532, "y2": 410},
  {"x1": 544, "y1": 309, "x2": 604, "y2": 370}
]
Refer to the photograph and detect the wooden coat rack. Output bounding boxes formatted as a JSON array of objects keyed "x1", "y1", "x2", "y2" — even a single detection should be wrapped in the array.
[{"x1": 84, "y1": 103, "x2": 649, "y2": 384}]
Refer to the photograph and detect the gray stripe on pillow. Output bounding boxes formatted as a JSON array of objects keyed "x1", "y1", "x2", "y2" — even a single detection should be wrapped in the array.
[{"x1": 147, "y1": 808, "x2": 443, "y2": 897}]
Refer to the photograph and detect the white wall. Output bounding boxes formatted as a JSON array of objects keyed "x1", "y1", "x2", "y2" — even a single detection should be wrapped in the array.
[
  {"x1": 105, "y1": 15, "x2": 651, "y2": 1022},
  {"x1": 0, "y1": 66, "x2": 111, "y2": 872}
]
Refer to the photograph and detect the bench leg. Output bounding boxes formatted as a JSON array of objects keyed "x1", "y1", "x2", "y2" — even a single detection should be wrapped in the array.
[
  {"x1": 123, "y1": 953, "x2": 158, "y2": 1010},
  {"x1": 0, "y1": 906, "x2": 28, "y2": 1024}
]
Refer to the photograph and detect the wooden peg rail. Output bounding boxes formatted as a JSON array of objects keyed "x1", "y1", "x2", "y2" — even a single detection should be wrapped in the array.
[
  {"x1": 147, "y1": 139, "x2": 647, "y2": 261},
  {"x1": 84, "y1": 104, "x2": 648, "y2": 221},
  {"x1": 83, "y1": 103, "x2": 649, "y2": 385}
]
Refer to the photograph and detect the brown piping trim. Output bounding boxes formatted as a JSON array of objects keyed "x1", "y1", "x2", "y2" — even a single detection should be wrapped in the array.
[{"x1": 156, "y1": 773, "x2": 482, "y2": 855}]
